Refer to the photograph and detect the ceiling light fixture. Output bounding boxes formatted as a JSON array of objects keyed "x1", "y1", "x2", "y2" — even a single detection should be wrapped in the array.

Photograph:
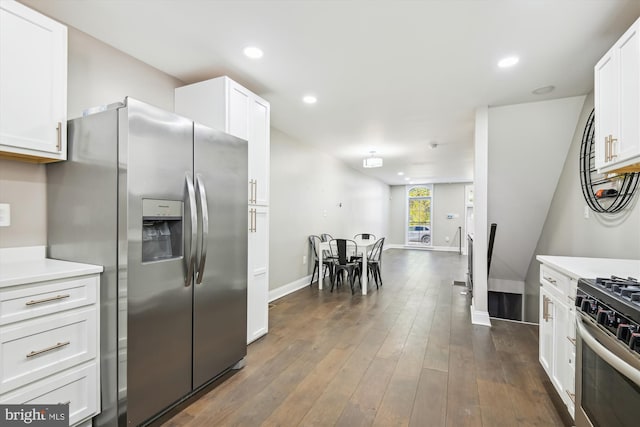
[
  {"x1": 498, "y1": 56, "x2": 519, "y2": 68},
  {"x1": 362, "y1": 151, "x2": 383, "y2": 168},
  {"x1": 397, "y1": 172, "x2": 404, "y2": 176},
  {"x1": 243, "y1": 46, "x2": 264, "y2": 59},
  {"x1": 303, "y1": 95, "x2": 317, "y2": 104},
  {"x1": 532, "y1": 85, "x2": 555, "y2": 95}
]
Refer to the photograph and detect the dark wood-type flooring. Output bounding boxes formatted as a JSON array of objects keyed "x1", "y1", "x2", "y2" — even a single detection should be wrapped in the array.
[{"x1": 159, "y1": 249, "x2": 568, "y2": 427}]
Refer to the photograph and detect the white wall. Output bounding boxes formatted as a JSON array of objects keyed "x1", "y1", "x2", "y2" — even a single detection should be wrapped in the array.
[
  {"x1": 487, "y1": 96, "x2": 585, "y2": 288},
  {"x1": 269, "y1": 128, "x2": 390, "y2": 290},
  {"x1": 432, "y1": 183, "x2": 466, "y2": 250},
  {"x1": 0, "y1": 26, "x2": 183, "y2": 249},
  {"x1": 388, "y1": 186, "x2": 406, "y2": 245},
  {"x1": 523, "y1": 93, "x2": 640, "y2": 321}
]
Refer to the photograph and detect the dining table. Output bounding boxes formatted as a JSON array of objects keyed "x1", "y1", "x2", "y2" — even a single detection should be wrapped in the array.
[{"x1": 317, "y1": 237, "x2": 377, "y2": 295}]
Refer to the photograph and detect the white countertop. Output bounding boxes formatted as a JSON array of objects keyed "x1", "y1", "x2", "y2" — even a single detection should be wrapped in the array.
[
  {"x1": 536, "y1": 255, "x2": 640, "y2": 281},
  {"x1": 0, "y1": 246, "x2": 103, "y2": 288}
]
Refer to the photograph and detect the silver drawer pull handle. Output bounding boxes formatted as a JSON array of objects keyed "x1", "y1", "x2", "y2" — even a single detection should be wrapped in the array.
[
  {"x1": 26, "y1": 294, "x2": 70, "y2": 306},
  {"x1": 543, "y1": 276, "x2": 557, "y2": 284},
  {"x1": 26, "y1": 341, "x2": 70, "y2": 358}
]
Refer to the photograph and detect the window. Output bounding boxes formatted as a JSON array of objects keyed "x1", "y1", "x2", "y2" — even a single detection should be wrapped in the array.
[{"x1": 407, "y1": 185, "x2": 432, "y2": 245}]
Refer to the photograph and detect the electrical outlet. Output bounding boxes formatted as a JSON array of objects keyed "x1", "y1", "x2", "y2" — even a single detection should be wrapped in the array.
[
  {"x1": 445, "y1": 236, "x2": 450, "y2": 242},
  {"x1": 584, "y1": 206, "x2": 590, "y2": 219},
  {"x1": 0, "y1": 203, "x2": 10, "y2": 227},
  {"x1": 302, "y1": 255, "x2": 307, "y2": 265}
]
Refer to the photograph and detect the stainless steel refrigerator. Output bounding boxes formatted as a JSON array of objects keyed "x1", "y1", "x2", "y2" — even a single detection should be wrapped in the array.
[{"x1": 47, "y1": 98, "x2": 248, "y2": 427}]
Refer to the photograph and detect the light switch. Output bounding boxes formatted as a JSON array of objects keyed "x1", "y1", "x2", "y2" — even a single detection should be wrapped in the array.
[{"x1": 0, "y1": 203, "x2": 10, "y2": 227}]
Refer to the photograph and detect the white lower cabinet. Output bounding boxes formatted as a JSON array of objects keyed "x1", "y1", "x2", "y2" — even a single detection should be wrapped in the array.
[
  {"x1": 247, "y1": 206, "x2": 269, "y2": 343},
  {"x1": 0, "y1": 266, "x2": 101, "y2": 427},
  {"x1": 539, "y1": 263, "x2": 575, "y2": 419}
]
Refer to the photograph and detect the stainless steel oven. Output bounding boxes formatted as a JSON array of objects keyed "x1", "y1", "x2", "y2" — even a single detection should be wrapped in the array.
[{"x1": 575, "y1": 277, "x2": 640, "y2": 427}]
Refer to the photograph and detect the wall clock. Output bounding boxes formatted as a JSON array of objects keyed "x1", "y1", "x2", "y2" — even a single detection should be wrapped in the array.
[{"x1": 579, "y1": 109, "x2": 639, "y2": 213}]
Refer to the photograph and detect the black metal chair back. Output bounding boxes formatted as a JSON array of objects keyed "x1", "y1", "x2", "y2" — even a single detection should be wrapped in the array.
[
  {"x1": 320, "y1": 233, "x2": 333, "y2": 242},
  {"x1": 354, "y1": 233, "x2": 376, "y2": 240},
  {"x1": 330, "y1": 239, "x2": 358, "y2": 266},
  {"x1": 369, "y1": 237, "x2": 385, "y2": 262},
  {"x1": 308, "y1": 235, "x2": 321, "y2": 261}
]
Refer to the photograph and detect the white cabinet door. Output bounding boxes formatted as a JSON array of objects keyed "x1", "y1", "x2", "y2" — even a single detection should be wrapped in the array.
[
  {"x1": 595, "y1": 17, "x2": 640, "y2": 173},
  {"x1": 227, "y1": 80, "x2": 250, "y2": 140},
  {"x1": 247, "y1": 206, "x2": 268, "y2": 344},
  {"x1": 616, "y1": 23, "x2": 640, "y2": 166},
  {"x1": 539, "y1": 288, "x2": 554, "y2": 376},
  {"x1": 250, "y1": 96, "x2": 270, "y2": 206},
  {"x1": 0, "y1": 0, "x2": 67, "y2": 162},
  {"x1": 550, "y1": 296, "x2": 569, "y2": 399},
  {"x1": 594, "y1": 50, "x2": 618, "y2": 170}
]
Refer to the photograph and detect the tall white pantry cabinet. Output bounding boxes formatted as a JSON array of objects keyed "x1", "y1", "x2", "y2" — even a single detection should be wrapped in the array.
[{"x1": 175, "y1": 76, "x2": 270, "y2": 344}]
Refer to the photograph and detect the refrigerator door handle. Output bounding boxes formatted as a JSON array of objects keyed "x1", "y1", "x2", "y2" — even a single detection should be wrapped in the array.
[
  {"x1": 185, "y1": 173, "x2": 197, "y2": 287},
  {"x1": 195, "y1": 174, "x2": 209, "y2": 284}
]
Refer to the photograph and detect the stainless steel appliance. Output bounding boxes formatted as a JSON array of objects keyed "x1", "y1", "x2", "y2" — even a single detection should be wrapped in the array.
[
  {"x1": 575, "y1": 277, "x2": 640, "y2": 427},
  {"x1": 47, "y1": 98, "x2": 248, "y2": 427}
]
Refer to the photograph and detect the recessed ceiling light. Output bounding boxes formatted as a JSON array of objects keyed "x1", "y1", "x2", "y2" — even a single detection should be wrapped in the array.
[
  {"x1": 303, "y1": 95, "x2": 317, "y2": 104},
  {"x1": 397, "y1": 172, "x2": 404, "y2": 176},
  {"x1": 498, "y1": 56, "x2": 519, "y2": 68},
  {"x1": 243, "y1": 46, "x2": 263, "y2": 59},
  {"x1": 532, "y1": 85, "x2": 555, "y2": 95},
  {"x1": 405, "y1": 177, "x2": 410, "y2": 181}
]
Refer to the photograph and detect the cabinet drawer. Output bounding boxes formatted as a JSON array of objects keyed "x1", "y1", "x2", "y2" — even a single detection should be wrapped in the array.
[
  {"x1": 0, "y1": 307, "x2": 96, "y2": 394},
  {"x1": 540, "y1": 264, "x2": 570, "y2": 296},
  {"x1": 0, "y1": 275, "x2": 98, "y2": 326},
  {"x1": 0, "y1": 362, "x2": 98, "y2": 426}
]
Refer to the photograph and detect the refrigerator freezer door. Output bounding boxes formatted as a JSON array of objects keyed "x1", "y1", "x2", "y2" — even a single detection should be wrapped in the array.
[
  {"x1": 192, "y1": 123, "x2": 248, "y2": 389},
  {"x1": 123, "y1": 99, "x2": 194, "y2": 426}
]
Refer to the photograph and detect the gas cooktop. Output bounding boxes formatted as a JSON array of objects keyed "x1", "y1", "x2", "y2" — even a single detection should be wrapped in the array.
[{"x1": 578, "y1": 276, "x2": 640, "y2": 324}]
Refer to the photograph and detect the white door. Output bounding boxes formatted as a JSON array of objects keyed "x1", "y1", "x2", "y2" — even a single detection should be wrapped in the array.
[
  {"x1": 247, "y1": 206, "x2": 269, "y2": 343},
  {"x1": 616, "y1": 24, "x2": 640, "y2": 163}
]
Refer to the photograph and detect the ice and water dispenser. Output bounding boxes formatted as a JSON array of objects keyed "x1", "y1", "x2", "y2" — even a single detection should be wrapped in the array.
[{"x1": 141, "y1": 199, "x2": 183, "y2": 262}]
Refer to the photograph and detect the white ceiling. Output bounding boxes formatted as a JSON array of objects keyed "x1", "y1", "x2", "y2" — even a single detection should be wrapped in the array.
[{"x1": 21, "y1": 0, "x2": 640, "y2": 185}]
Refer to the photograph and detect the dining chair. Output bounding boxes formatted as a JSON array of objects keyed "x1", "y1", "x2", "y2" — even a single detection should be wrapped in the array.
[
  {"x1": 329, "y1": 239, "x2": 360, "y2": 294},
  {"x1": 367, "y1": 237, "x2": 385, "y2": 289},
  {"x1": 351, "y1": 233, "x2": 376, "y2": 262},
  {"x1": 308, "y1": 235, "x2": 333, "y2": 286},
  {"x1": 320, "y1": 233, "x2": 333, "y2": 242},
  {"x1": 353, "y1": 233, "x2": 376, "y2": 240}
]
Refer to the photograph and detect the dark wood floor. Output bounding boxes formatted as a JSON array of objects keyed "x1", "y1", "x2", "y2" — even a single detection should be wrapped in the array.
[{"x1": 160, "y1": 249, "x2": 568, "y2": 427}]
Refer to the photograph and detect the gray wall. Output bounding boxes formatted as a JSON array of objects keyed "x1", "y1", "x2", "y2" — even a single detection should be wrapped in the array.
[
  {"x1": 432, "y1": 183, "x2": 465, "y2": 250},
  {"x1": 523, "y1": 92, "x2": 640, "y2": 321},
  {"x1": 0, "y1": 26, "x2": 183, "y2": 249},
  {"x1": 269, "y1": 128, "x2": 390, "y2": 290},
  {"x1": 387, "y1": 183, "x2": 466, "y2": 249},
  {"x1": 487, "y1": 96, "x2": 585, "y2": 284},
  {"x1": 388, "y1": 186, "x2": 406, "y2": 245}
]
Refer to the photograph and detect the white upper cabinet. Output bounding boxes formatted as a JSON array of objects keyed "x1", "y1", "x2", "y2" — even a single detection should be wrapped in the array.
[
  {"x1": 595, "y1": 17, "x2": 640, "y2": 173},
  {"x1": 0, "y1": 0, "x2": 67, "y2": 162},
  {"x1": 175, "y1": 76, "x2": 270, "y2": 206}
]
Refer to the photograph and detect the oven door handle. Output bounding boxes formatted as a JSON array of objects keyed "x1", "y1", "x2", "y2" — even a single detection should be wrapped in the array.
[{"x1": 576, "y1": 317, "x2": 640, "y2": 387}]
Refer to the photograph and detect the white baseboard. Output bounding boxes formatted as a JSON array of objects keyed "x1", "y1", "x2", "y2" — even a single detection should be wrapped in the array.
[
  {"x1": 269, "y1": 274, "x2": 312, "y2": 302},
  {"x1": 470, "y1": 304, "x2": 492, "y2": 327},
  {"x1": 384, "y1": 244, "x2": 461, "y2": 253}
]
